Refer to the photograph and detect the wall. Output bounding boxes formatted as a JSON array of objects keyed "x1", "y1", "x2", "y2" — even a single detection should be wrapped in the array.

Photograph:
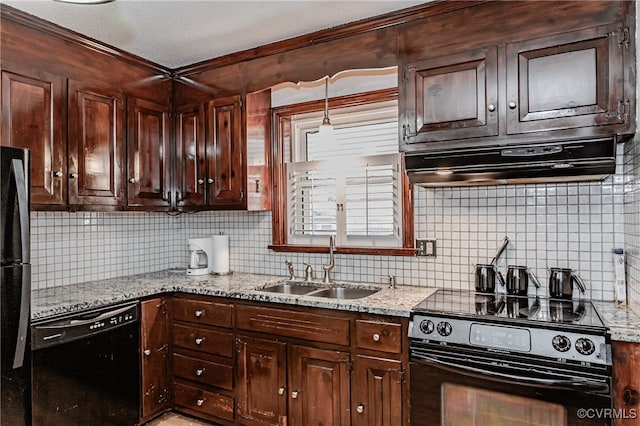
[
  {"x1": 32, "y1": 144, "x2": 629, "y2": 302},
  {"x1": 624, "y1": 138, "x2": 640, "y2": 310}
]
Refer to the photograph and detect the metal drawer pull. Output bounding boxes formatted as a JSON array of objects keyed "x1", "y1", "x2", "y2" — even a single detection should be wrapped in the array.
[
  {"x1": 70, "y1": 173, "x2": 78, "y2": 179},
  {"x1": 195, "y1": 368, "x2": 205, "y2": 376},
  {"x1": 291, "y1": 391, "x2": 299, "y2": 399},
  {"x1": 207, "y1": 178, "x2": 214, "y2": 184},
  {"x1": 54, "y1": 171, "x2": 63, "y2": 177},
  {"x1": 194, "y1": 310, "x2": 203, "y2": 318},
  {"x1": 356, "y1": 404, "x2": 365, "y2": 414},
  {"x1": 196, "y1": 398, "x2": 205, "y2": 407},
  {"x1": 372, "y1": 333, "x2": 381, "y2": 342},
  {"x1": 278, "y1": 387, "x2": 286, "y2": 395},
  {"x1": 487, "y1": 103, "x2": 496, "y2": 112},
  {"x1": 508, "y1": 101, "x2": 517, "y2": 109},
  {"x1": 197, "y1": 179, "x2": 205, "y2": 185},
  {"x1": 143, "y1": 349, "x2": 151, "y2": 356},
  {"x1": 128, "y1": 178, "x2": 135, "y2": 183},
  {"x1": 195, "y1": 337, "x2": 205, "y2": 345}
]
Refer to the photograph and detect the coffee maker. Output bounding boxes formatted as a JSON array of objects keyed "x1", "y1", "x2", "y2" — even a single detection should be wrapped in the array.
[{"x1": 186, "y1": 237, "x2": 214, "y2": 276}]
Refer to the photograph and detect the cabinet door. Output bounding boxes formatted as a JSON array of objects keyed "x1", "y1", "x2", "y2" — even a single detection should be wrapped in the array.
[
  {"x1": 206, "y1": 95, "x2": 245, "y2": 208},
  {"x1": 1, "y1": 70, "x2": 66, "y2": 206},
  {"x1": 506, "y1": 24, "x2": 626, "y2": 134},
  {"x1": 236, "y1": 335, "x2": 287, "y2": 426},
  {"x1": 68, "y1": 80, "x2": 125, "y2": 207},
  {"x1": 288, "y1": 345, "x2": 351, "y2": 426},
  {"x1": 400, "y1": 47, "x2": 498, "y2": 146},
  {"x1": 140, "y1": 298, "x2": 170, "y2": 422},
  {"x1": 245, "y1": 90, "x2": 271, "y2": 211},
  {"x1": 351, "y1": 355, "x2": 403, "y2": 426},
  {"x1": 126, "y1": 97, "x2": 171, "y2": 208},
  {"x1": 612, "y1": 341, "x2": 640, "y2": 426},
  {"x1": 175, "y1": 104, "x2": 206, "y2": 208}
]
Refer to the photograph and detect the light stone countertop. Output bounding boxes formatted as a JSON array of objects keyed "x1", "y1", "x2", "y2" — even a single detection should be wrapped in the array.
[
  {"x1": 31, "y1": 269, "x2": 437, "y2": 321},
  {"x1": 31, "y1": 270, "x2": 640, "y2": 343}
]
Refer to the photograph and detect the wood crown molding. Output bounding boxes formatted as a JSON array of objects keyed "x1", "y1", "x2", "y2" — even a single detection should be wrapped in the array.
[{"x1": 0, "y1": 3, "x2": 171, "y2": 77}]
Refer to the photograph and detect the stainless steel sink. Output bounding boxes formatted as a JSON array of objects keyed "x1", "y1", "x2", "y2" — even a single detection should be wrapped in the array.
[
  {"x1": 309, "y1": 287, "x2": 380, "y2": 299},
  {"x1": 259, "y1": 282, "x2": 321, "y2": 295}
]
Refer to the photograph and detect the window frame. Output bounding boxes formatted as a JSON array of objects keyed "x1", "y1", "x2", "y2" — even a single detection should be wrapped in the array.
[{"x1": 269, "y1": 88, "x2": 415, "y2": 256}]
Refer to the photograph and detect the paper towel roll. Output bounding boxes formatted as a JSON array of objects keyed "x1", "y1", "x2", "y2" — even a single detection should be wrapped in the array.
[{"x1": 210, "y1": 234, "x2": 231, "y2": 275}]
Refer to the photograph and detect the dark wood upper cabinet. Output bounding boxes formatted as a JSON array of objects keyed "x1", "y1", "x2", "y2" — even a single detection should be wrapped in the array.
[
  {"x1": 402, "y1": 47, "x2": 499, "y2": 144},
  {"x1": 126, "y1": 97, "x2": 171, "y2": 209},
  {"x1": 175, "y1": 104, "x2": 206, "y2": 208},
  {"x1": 206, "y1": 95, "x2": 245, "y2": 209},
  {"x1": 506, "y1": 24, "x2": 627, "y2": 134},
  {"x1": 245, "y1": 90, "x2": 271, "y2": 212},
  {"x1": 1, "y1": 69, "x2": 66, "y2": 206},
  {"x1": 68, "y1": 80, "x2": 125, "y2": 208}
]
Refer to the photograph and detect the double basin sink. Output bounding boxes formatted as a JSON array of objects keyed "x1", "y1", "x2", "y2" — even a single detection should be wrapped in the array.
[{"x1": 257, "y1": 281, "x2": 380, "y2": 300}]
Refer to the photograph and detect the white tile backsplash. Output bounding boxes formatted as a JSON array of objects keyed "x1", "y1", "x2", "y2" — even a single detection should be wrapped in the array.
[{"x1": 30, "y1": 141, "x2": 638, "y2": 304}]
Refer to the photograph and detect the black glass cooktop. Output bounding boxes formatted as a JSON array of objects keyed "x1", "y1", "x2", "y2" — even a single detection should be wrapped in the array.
[{"x1": 413, "y1": 290, "x2": 606, "y2": 330}]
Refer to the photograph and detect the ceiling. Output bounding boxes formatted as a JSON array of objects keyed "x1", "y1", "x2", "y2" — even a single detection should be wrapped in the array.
[{"x1": 1, "y1": 0, "x2": 428, "y2": 69}]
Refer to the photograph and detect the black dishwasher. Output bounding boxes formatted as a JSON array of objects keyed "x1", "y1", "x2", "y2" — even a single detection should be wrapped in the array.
[{"x1": 31, "y1": 302, "x2": 140, "y2": 426}]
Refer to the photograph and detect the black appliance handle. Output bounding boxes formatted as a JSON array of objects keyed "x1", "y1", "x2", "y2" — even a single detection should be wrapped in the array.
[
  {"x1": 10, "y1": 158, "x2": 30, "y2": 369},
  {"x1": 10, "y1": 158, "x2": 30, "y2": 263},
  {"x1": 414, "y1": 354, "x2": 609, "y2": 393}
]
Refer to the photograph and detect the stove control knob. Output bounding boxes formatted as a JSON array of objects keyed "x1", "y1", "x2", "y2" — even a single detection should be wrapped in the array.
[
  {"x1": 437, "y1": 321, "x2": 452, "y2": 337},
  {"x1": 575, "y1": 338, "x2": 596, "y2": 355},
  {"x1": 552, "y1": 335, "x2": 571, "y2": 352},
  {"x1": 419, "y1": 320, "x2": 435, "y2": 335}
]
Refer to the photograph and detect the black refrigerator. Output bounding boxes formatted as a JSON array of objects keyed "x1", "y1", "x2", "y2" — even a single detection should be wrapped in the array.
[{"x1": 0, "y1": 146, "x2": 32, "y2": 426}]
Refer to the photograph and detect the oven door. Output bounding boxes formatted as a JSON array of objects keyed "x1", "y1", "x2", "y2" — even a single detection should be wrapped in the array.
[{"x1": 410, "y1": 343, "x2": 612, "y2": 426}]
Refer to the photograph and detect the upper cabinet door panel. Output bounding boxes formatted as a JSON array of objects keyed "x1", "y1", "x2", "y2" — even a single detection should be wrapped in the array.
[
  {"x1": 1, "y1": 70, "x2": 66, "y2": 206},
  {"x1": 175, "y1": 105, "x2": 206, "y2": 208},
  {"x1": 127, "y1": 97, "x2": 170, "y2": 208},
  {"x1": 68, "y1": 80, "x2": 124, "y2": 207},
  {"x1": 207, "y1": 95, "x2": 244, "y2": 208},
  {"x1": 506, "y1": 24, "x2": 626, "y2": 134},
  {"x1": 401, "y1": 47, "x2": 498, "y2": 145}
]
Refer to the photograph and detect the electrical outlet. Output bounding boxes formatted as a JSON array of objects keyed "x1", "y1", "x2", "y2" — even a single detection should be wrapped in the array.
[{"x1": 416, "y1": 239, "x2": 436, "y2": 257}]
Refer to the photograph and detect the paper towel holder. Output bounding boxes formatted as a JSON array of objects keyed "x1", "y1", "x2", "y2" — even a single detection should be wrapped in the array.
[{"x1": 210, "y1": 233, "x2": 233, "y2": 276}]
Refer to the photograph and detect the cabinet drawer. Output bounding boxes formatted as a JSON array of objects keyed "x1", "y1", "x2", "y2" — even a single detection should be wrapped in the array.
[
  {"x1": 173, "y1": 353, "x2": 233, "y2": 390},
  {"x1": 355, "y1": 320, "x2": 402, "y2": 354},
  {"x1": 174, "y1": 382, "x2": 234, "y2": 422},
  {"x1": 172, "y1": 324, "x2": 233, "y2": 357},
  {"x1": 236, "y1": 305, "x2": 350, "y2": 346},
  {"x1": 172, "y1": 298, "x2": 232, "y2": 328}
]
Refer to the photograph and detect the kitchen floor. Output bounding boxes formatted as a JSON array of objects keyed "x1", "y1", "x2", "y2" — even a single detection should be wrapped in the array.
[{"x1": 146, "y1": 412, "x2": 214, "y2": 426}]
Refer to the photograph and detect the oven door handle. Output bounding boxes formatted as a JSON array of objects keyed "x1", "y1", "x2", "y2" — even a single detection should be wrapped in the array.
[{"x1": 415, "y1": 355, "x2": 609, "y2": 393}]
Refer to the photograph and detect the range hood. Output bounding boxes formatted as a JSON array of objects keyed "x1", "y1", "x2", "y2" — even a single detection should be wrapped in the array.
[{"x1": 404, "y1": 138, "x2": 617, "y2": 187}]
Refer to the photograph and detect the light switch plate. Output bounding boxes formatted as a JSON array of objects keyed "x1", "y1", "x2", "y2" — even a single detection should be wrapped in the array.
[{"x1": 416, "y1": 239, "x2": 436, "y2": 257}]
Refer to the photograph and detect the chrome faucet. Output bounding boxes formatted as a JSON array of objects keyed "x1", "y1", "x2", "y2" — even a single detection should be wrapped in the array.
[
  {"x1": 322, "y1": 235, "x2": 336, "y2": 283},
  {"x1": 304, "y1": 263, "x2": 314, "y2": 281},
  {"x1": 285, "y1": 260, "x2": 295, "y2": 280}
]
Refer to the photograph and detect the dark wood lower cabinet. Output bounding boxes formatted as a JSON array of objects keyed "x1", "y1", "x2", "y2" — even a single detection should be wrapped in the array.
[
  {"x1": 140, "y1": 298, "x2": 170, "y2": 423},
  {"x1": 351, "y1": 355, "x2": 403, "y2": 426},
  {"x1": 612, "y1": 341, "x2": 640, "y2": 426}
]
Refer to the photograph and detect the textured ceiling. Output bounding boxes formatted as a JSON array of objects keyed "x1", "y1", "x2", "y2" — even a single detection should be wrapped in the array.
[{"x1": 1, "y1": 0, "x2": 428, "y2": 68}]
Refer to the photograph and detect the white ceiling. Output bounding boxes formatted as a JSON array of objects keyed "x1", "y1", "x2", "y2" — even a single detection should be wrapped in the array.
[{"x1": 1, "y1": 0, "x2": 428, "y2": 69}]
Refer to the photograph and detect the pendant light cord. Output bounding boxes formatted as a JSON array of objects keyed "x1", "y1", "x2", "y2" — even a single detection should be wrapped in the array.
[{"x1": 322, "y1": 76, "x2": 331, "y2": 126}]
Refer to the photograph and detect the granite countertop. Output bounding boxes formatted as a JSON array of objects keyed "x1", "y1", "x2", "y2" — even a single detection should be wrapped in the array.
[
  {"x1": 31, "y1": 270, "x2": 640, "y2": 343},
  {"x1": 31, "y1": 269, "x2": 437, "y2": 321}
]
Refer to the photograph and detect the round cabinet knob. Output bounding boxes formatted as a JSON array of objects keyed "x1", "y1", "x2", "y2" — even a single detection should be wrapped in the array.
[
  {"x1": 128, "y1": 178, "x2": 135, "y2": 184},
  {"x1": 552, "y1": 335, "x2": 571, "y2": 352},
  {"x1": 196, "y1": 399, "x2": 205, "y2": 407},
  {"x1": 419, "y1": 319, "x2": 435, "y2": 334},
  {"x1": 487, "y1": 104, "x2": 496, "y2": 112},
  {"x1": 69, "y1": 173, "x2": 78, "y2": 179},
  {"x1": 575, "y1": 338, "x2": 595, "y2": 355},
  {"x1": 291, "y1": 391, "x2": 299, "y2": 399},
  {"x1": 356, "y1": 404, "x2": 365, "y2": 414},
  {"x1": 437, "y1": 321, "x2": 452, "y2": 337},
  {"x1": 195, "y1": 368, "x2": 205, "y2": 377},
  {"x1": 194, "y1": 310, "x2": 203, "y2": 318},
  {"x1": 197, "y1": 179, "x2": 205, "y2": 185},
  {"x1": 207, "y1": 178, "x2": 214, "y2": 184},
  {"x1": 195, "y1": 337, "x2": 205, "y2": 345},
  {"x1": 143, "y1": 349, "x2": 151, "y2": 356},
  {"x1": 54, "y1": 171, "x2": 63, "y2": 177},
  {"x1": 278, "y1": 387, "x2": 286, "y2": 395},
  {"x1": 508, "y1": 101, "x2": 517, "y2": 110},
  {"x1": 372, "y1": 333, "x2": 381, "y2": 342}
]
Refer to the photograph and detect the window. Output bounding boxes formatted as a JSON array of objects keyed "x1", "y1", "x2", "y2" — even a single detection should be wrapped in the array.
[{"x1": 271, "y1": 88, "x2": 414, "y2": 255}]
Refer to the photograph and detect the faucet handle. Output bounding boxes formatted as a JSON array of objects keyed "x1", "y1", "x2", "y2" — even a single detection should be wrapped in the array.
[
  {"x1": 388, "y1": 275, "x2": 397, "y2": 289},
  {"x1": 285, "y1": 260, "x2": 295, "y2": 280},
  {"x1": 304, "y1": 263, "x2": 314, "y2": 281}
]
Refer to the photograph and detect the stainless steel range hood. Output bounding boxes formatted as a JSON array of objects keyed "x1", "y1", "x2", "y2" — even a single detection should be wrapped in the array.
[{"x1": 404, "y1": 138, "x2": 617, "y2": 187}]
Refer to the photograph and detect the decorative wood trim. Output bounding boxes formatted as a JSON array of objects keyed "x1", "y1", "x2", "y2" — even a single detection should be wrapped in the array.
[
  {"x1": 270, "y1": 88, "x2": 415, "y2": 257},
  {"x1": 175, "y1": 1, "x2": 486, "y2": 76},
  {"x1": 0, "y1": 3, "x2": 171, "y2": 76}
]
